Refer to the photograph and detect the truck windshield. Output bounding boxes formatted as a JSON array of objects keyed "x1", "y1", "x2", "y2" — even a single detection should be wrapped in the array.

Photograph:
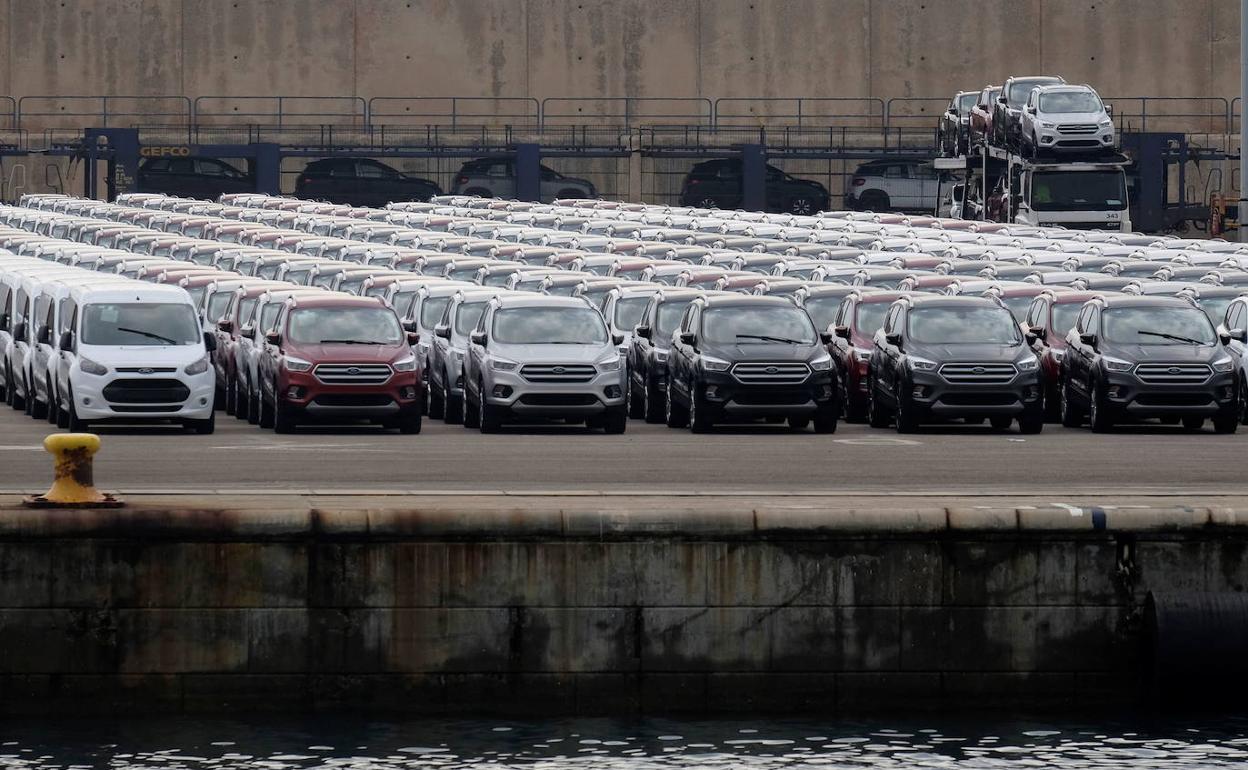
[
  {"x1": 957, "y1": 93, "x2": 978, "y2": 112},
  {"x1": 288, "y1": 308, "x2": 402, "y2": 345},
  {"x1": 493, "y1": 307, "x2": 608, "y2": 345},
  {"x1": 909, "y1": 307, "x2": 1021, "y2": 344},
  {"x1": 82, "y1": 303, "x2": 200, "y2": 346},
  {"x1": 1031, "y1": 171, "x2": 1127, "y2": 212},
  {"x1": 704, "y1": 306, "x2": 817, "y2": 345},
  {"x1": 1103, "y1": 307, "x2": 1216, "y2": 345},
  {"x1": 1040, "y1": 92, "x2": 1102, "y2": 113}
]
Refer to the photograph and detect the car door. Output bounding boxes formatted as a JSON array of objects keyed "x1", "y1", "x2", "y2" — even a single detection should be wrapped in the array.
[
  {"x1": 875, "y1": 304, "x2": 903, "y2": 402},
  {"x1": 829, "y1": 297, "x2": 853, "y2": 386},
  {"x1": 1066, "y1": 305, "x2": 1095, "y2": 399},
  {"x1": 1223, "y1": 300, "x2": 1247, "y2": 359},
  {"x1": 669, "y1": 303, "x2": 698, "y2": 400}
]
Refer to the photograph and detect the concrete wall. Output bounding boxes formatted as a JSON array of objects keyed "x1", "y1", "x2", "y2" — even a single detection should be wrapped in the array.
[
  {"x1": 0, "y1": 499, "x2": 1243, "y2": 715},
  {"x1": 0, "y1": 1, "x2": 1237, "y2": 109}
]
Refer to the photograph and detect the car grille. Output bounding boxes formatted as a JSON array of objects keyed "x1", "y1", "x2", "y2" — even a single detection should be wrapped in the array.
[
  {"x1": 1135, "y1": 363, "x2": 1212, "y2": 385},
  {"x1": 1057, "y1": 124, "x2": 1099, "y2": 134},
  {"x1": 115, "y1": 367, "x2": 177, "y2": 374},
  {"x1": 732, "y1": 390, "x2": 812, "y2": 406},
  {"x1": 939, "y1": 363, "x2": 1018, "y2": 384},
  {"x1": 1135, "y1": 393, "x2": 1214, "y2": 407},
  {"x1": 520, "y1": 364, "x2": 597, "y2": 383},
  {"x1": 731, "y1": 362, "x2": 811, "y2": 385},
  {"x1": 312, "y1": 394, "x2": 395, "y2": 407},
  {"x1": 313, "y1": 363, "x2": 392, "y2": 385},
  {"x1": 940, "y1": 392, "x2": 1019, "y2": 406},
  {"x1": 109, "y1": 404, "x2": 182, "y2": 413},
  {"x1": 518, "y1": 393, "x2": 599, "y2": 406},
  {"x1": 102, "y1": 378, "x2": 190, "y2": 404}
]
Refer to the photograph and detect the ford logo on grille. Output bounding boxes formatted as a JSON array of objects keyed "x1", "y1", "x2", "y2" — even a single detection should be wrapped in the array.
[
  {"x1": 138, "y1": 367, "x2": 154, "y2": 375},
  {"x1": 553, "y1": 366, "x2": 566, "y2": 374},
  {"x1": 765, "y1": 366, "x2": 779, "y2": 374},
  {"x1": 347, "y1": 367, "x2": 361, "y2": 375},
  {"x1": 1168, "y1": 367, "x2": 1182, "y2": 374},
  {"x1": 972, "y1": 367, "x2": 986, "y2": 375}
]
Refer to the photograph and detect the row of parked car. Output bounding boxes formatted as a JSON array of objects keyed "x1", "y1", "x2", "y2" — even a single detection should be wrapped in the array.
[
  {"x1": 5, "y1": 189, "x2": 1248, "y2": 436},
  {"x1": 939, "y1": 75, "x2": 1116, "y2": 158}
]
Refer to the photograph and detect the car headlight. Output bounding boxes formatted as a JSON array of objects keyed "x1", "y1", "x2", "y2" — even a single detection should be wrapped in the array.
[
  {"x1": 810, "y1": 355, "x2": 833, "y2": 371},
  {"x1": 393, "y1": 356, "x2": 418, "y2": 372},
  {"x1": 1016, "y1": 355, "x2": 1039, "y2": 372},
  {"x1": 1040, "y1": 122, "x2": 1056, "y2": 129},
  {"x1": 184, "y1": 356, "x2": 210, "y2": 375},
  {"x1": 79, "y1": 357, "x2": 108, "y2": 376},
  {"x1": 1213, "y1": 356, "x2": 1235, "y2": 373},
  {"x1": 702, "y1": 356, "x2": 731, "y2": 372},
  {"x1": 908, "y1": 356, "x2": 938, "y2": 372},
  {"x1": 596, "y1": 357, "x2": 622, "y2": 372},
  {"x1": 1103, "y1": 356, "x2": 1134, "y2": 373},
  {"x1": 283, "y1": 355, "x2": 313, "y2": 372},
  {"x1": 1099, "y1": 120, "x2": 1114, "y2": 128},
  {"x1": 490, "y1": 358, "x2": 518, "y2": 372}
]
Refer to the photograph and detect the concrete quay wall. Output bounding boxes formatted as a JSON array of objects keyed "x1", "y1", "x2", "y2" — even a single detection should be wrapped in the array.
[{"x1": 0, "y1": 500, "x2": 1242, "y2": 714}]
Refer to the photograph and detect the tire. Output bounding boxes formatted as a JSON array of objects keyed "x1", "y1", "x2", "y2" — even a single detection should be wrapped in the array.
[
  {"x1": 224, "y1": 377, "x2": 236, "y2": 416},
  {"x1": 1182, "y1": 415, "x2": 1205, "y2": 432},
  {"x1": 479, "y1": 385, "x2": 503, "y2": 434},
  {"x1": 247, "y1": 385, "x2": 261, "y2": 426},
  {"x1": 813, "y1": 401, "x2": 838, "y2": 434},
  {"x1": 397, "y1": 407, "x2": 423, "y2": 435},
  {"x1": 442, "y1": 370, "x2": 462, "y2": 425},
  {"x1": 462, "y1": 385, "x2": 481, "y2": 429},
  {"x1": 258, "y1": 388, "x2": 275, "y2": 429},
  {"x1": 273, "y1": 393, "x2": 296, "y2": 434},
  {"x1": 695, "y1": 197, "x2": 721, "y2": 210},
  {"x1": 643, "y1": 376, "x2": 664, "y2": 424},
  {"x1": 859, "y1": 191, "x2": 890, "y2": 213},
  {"x1": 842, "y1": 381, "x2": 868, "y2": 423},
  {"x1": 235, "y1": 378, "x2": 250, "y2": 422},
  {"x1": 186, "y1": 410, "x2": 215, "y2": 435},
  {"x1": 894, "y1": 378, "x2": 919, "y2": 433},
  {"x1": 214, "y1": 385, "x2": 226, "y2": 412},
  {"x1": 867, "y1": 378, "x2": 891, "y2": 429},
  {"x1": 665, "y1": 383, "x2": 689, "y2": 429},
  {"x1": 602, "y1": 405, "x2": 627, "y2": 434},
  {"x1": 66, "y1": 391, "x2": 88, "y2": 433},
  {"x1": 557, "y1": 188, "x2": 585, "y2": 200},
  {"x1": 1018, "y1": 407, "x2": 1044, "y2": 434},
  {"x1": 428, "y1": 380, "x2": 446, "y2": 420},
  {"x1": 1060, "y1": 379, "x2": 1083, "y2": 428},
  {"x1": 45, "y1": 377, "x2": 58, "y2": 425},
  {"x1": 1043, "y1": 384, "x2": 1061, "y2": 423},
  {"x1": 1239, "y1": 378, "x2": 1248, "y2": 426},
  {"x1": 627, "y1": 377, "x2": 645, "y2": 419},
  {"x1": 28, "y1": 376, "x2": 47, "y2": 421},
  {"x1": 989, "y1": 415, "x2": 1014, "y2": 431},
  {"x1": 1088, "y1": 382, "x2": 1114, "y2": 433},
  {"x1": 688, "y1": 382, "x2": 715, "y2": 433},
  {"x1": 10, "y1": 369, "x2": 24, "y2": 411},
  {"x1": 788, "y1": 415, "x2": 811, "y2": 431}
]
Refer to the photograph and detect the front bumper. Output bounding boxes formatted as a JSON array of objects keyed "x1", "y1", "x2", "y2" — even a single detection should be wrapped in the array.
[
  {"x1": 485, "y1": 367, "x2": 626, "y2": 417},
  {"x1": 73, "y1": 369, "x2": 216, "y2": 421},
  {"x1": 277, "y1": 369, "x2": 423, "y2": 418},
  {"x1": 1103, "y1": 370, "x2": 1236, "y2": 417},
  {"x1": 1033, "y1": 124, "x2": 1115, "y2": 152},
  {"x1": 907, "y1": 369, "x2": 1042, "y2": 416},
  {"x1": 701, "y1": 370, "x2": 836, "y2": 417}
]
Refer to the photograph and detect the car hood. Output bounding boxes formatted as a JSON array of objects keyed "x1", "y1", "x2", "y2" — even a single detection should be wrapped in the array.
[
  {"x1": 908, "y1": 343, "x2": 1031, "y2": 363},
  {"x1": 285, "y1": 342, "x2": 408, "y2": 363},
  {"x1": 1101, "y1": 343, "x2": 1223, "y2": 363},
  {"x1": 491, "y1": 343, "x2": 613, "y2": 363},
  {"x1": 1038, "y1": 111, "x2": 1106, "y2": 124},
  {"x1": 79, "y1": 343, "x2": 206, "y2": 367},
  {"x1": 702, "y1": 342, "x2": 823, "y2": 363}
]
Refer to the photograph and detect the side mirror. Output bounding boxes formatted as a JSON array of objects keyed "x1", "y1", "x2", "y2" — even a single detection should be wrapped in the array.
[
  {"x1": 635, "y1": 325, "x2": 652, "y2": 340},
  {"x1": 1104, "y1": 104, "x2": 1114, "y2": 117},
  {"x1": 58, "y1": 330, "x2": 74, "y2": 351},
  {"x1": 265, "y1": 331, "x2": 281, "y2": 346},
  {"x1": 885, "y1": 332, "x2": 903, "y2": 347},
  {"x1": 1230, "y1": 328, "x2": 1248, "y2": 343},
  {"x1": 13, "y1": 321, "x2": 27, "y2": 341},
  {"x1": 612, "y1": 332, "x2": 625, "y2": 346},
  {"x1": 203, "y1": 332, "x2": 217, "y2": 353},
  {"x1": 402, "y1": 320, "x2": 419, "y2": 333},
  {"x1": 1079, "y1": 332, "x2": 1098, "y2": 349},
  {"x1": 819, "y1": 331, "x2": 834, "y2": 346},
  {"x1": 1030, "y1": 326, "x2": 1048, "y2": 342},
  {"x1": 469, "y1": 330, "x2": 487, "y2": 346},
  {"x1": 679, "y1": 331, "x2": 696, "y2": 346},
  {"x1": 834, "y1": 325, "x2": 852, "y2": 340},
  {"x1": 434, "y1": 324, "x2": 451, "y2": 340},
  {"x1": 407, "y1": 331, "x2": 421, "y2": 345},
  {"x1": 240, "y1": 325, "x2": 254, "y2": 338},
  {"x1": 36, "y1": 325, "x2": 51, "y2": 345},
  {"x1": 217, "y1": 318, "x2": 234, "y2": 334},
  {"x1": 998, "y1": 96, "x2": 1008, "y2": 105}
]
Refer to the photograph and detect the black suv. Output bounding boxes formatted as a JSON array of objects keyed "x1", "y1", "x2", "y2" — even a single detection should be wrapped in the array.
[
  {"x1": 678, "y1": 158, "x2": 830, "y2": 215},
  {"x1": 294, "y1": 158, "x2": 441, "y2": 206},
  {"x1": 137, "y1": 156, "x2": 253, "y2": 200},
  {"x1": 664, "y1": 295, "x2": 838, "y2": 433},
  {"x1": 627, "y1": 288, "x2": 704, "y2": 422},
  {"x1": 868, "y1": 295, "x2": 1044, "y2": 433},
  {"x1": 1058, "y1": 295, "x2": 1239, "y2": 433}
]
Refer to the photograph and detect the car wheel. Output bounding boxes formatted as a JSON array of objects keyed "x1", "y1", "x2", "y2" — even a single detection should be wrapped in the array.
[
  {"x1": 1059, "y1": 379, "x2": 1083, "y2": 428},
  {"x1": 664, "y1": 383, "x2": 689, "y2": 429},
  {"x1": 867, "y1": 377, "x2": 891, "y2": 429},
  {"x1": 66, "y1": 387, "x2": 88, "y2": 432},
  {"x1": 258, "y1": 387, "x2": 275, "y2": 429},
  {"x1": 1182, "y1": 415, "x2": 1205, "y2": 432},
  {"x1": 696, "y1": 197, "x2": 720, "y2": 210},
  {"x1": 688, "y1": 382, "x2": 714, "y2": 433},
  {"x1": 1018, "y1": 406, "x2": 1044, "y2": 434},
  {"x1": 247, "y1": 384, "x2": 261, "y2": 425},
  {"x1": 643, "y1": 376, "x2": 664, "y2": 424},
  {"x1": 602, "y1": 405, "x2": 627, "y2": 434},
  {"x1": 627, "y1": 377, "x2": 645, "y2": 419},
  {"x1": 28, "y1": 375, "x2": 47, "y2": 421},
  {"x1": 894, "y1": 387, "x2": 920, "y2": 433},
  {"x1": 443, "y1": 372, "x2": 463, "y2": 425},
  {"x1": 1213, "y1": 406, "x2": 1238, "y2": 434},
  {"x1": 1239, "y1": 377, "x2": 1248, "y2": 425},
  {"x1": 428, "y1": 380, "x2": 445, "y2": 419},
  {"x1": 186, "y1": 410, "x2": 216, "y2": 435},
  {"x1": 859, "y1": 191, "x2": 890, "y2": 213},
  {"x1": 557, "y1": 188, "x2": 585, "y2": 200},
  {"x1": 45, "y1": 377, "x2": 58, "y2": 425},
  {"x1": 224, "y1": 377, "x2": 236, "y2": 416},
  {"x1": 463, "y1": 384, "x2": 481, "y2": 429},
  {"x1": 1088, "y1": 382, "x2": 1114, "y2": 433},
  {"x1": 479, "y1": 382, "x2": 503, "y2": 434},
  {"x1": 235, "y1": 377, "x2": 250, "y2": 421},
  {"x1": 1043, "y1": 383, "x2": 1061, "y2": 423},
  {"x1": 464, "y1": 188, "x2": 493, "y2": 198},
  {"x1": 989, "y1": 415, "x2": 1013, "y2": 431},
  {"x1": 813, "y1": 401, "x2": 838, "y2": 434},
  {"x1": 787, "y1": 415, "x2": 810, "y2": 431},
  {"x1": 397, "y1": 406, "x2": 423, "y2": 435}
]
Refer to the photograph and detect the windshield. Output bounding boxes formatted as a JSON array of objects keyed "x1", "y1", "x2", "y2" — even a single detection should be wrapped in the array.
[
  {"x1": 1000, "y1": 296, "x2": 1034, "y2": 322},
  {"x1": 1031, "y1": 171, "x2": 1127, "y2": 212},
  {"x1": 1196, "y1": 297, "x2": 1234, "y2": 326},
  {"x1": 206, "y1": 291, "x2": 233, "y2": 323},
  {"x1": 854, "y1": 303, "x2": 891, "y2": 336},
  {"x1": 185, "y1": 286, "x2": 206, "y2": 307},
  {"x1": 286, "y1": 268, "x2": 313, "y2": 285},
  {"x1": 493, "y1": 307, "x2": 608, "y2": 345},
  {"x1": 1040, "y1": 91, "x2": 1102, "y2": 113},
  {"x1": 909, "y1": 307, "x2": 1022, "y2": 344},
  {"x1": 703, "y1": 306, "x2": 817, "y2": 345},
  {"x1": 259, "y1": 304, "x2": 282, "y2": 334},
  {"x1": 420, "y1": 297, "x2": 450, "y2": 329},
  {"x1": 957, "y1": 93, "x2": 978, "y2": 112},
  {"x1": 657, "y1": 300, "x2": 695, "y2": 340},
  {"x1": 1008, "y1": 80, "x2": 1054, "y2": 106},
  {"x1": 287, "y1": 308, "x2": 402, "y2": 345},
  {"x1": 454, "y1": 301, "x2": 489, "y2": 336},
  {"x1": 1103, "y1": 307, "x2": 1217, "y2": 345},
  {"x1": 1051, "y1": 303, "x2": 1082, "y2": 336},
  {"x1": 82, "y1": 303, "x2": 200, "y2": 346},
  {"x1": 239, "y1": 298, "x2": 258, "y2": 327},
  {"x1": 447, "y1": 267, "x2": 481, "y2": 282},
  {"x1": 802, "y1": 297, "x2": 841, "y2": 331},
  {"x1": 615, "y1": 296, "x2": 650, "y2": 330},
  {"x1": 339, "y1": 277, "x2": 367, "y2": 295},
  {"x1": 391, "y1": 291, "x2": 417, "y2": 318}
]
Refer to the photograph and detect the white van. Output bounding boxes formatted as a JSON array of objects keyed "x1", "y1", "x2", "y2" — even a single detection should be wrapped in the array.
[
  {"x1": 3, "y1": 265, "x2": 83, "y2": 412},
  {"x1": 54, "y1": 282, "x2": 217, "y2": 433},
  {"x1": 0, "y1": 255, "x2": 51, "y2": 402}
]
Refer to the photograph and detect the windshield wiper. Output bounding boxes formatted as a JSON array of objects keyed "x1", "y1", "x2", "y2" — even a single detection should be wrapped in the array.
[
  {"x1": 117, "y1": 327, "x2": 178, "y2": 345},
  {"x1": 737, "y1": 334, "x2": 804, "y2": 344},
  {"x1": 318, "y1": 338, "x2": 386, "y2": 345},
  {"x1": 1137, "y1": 330, "x2": 1207, "y2": 345}
]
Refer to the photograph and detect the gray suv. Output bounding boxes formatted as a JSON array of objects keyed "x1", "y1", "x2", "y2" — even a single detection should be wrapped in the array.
[
  {"x1": 463, "y1": 294, "x2": 627, "y2": 433},
  {"x1": 451, "y1": 157, "x2": 597, "y2": 203}
]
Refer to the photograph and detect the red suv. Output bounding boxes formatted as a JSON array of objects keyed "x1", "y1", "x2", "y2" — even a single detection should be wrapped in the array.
[
  {"x1": 1022, "y1": 289, "x2": 1104, "y2": 420},
  {"x1": 828, "y1": 291, "x2": 912, "y2": 421},
  {"x1": 256, "y1": 294, "x2": 422, "y2": 434}
]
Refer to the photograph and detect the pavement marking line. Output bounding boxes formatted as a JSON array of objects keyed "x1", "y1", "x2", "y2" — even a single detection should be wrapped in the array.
[
  {"x1": 833, "y1": 438, "x2": 923, "y2": 447},
  {"x1": 0, "y1": 446, "x2": 42, "y2": 451},
  {"x1": 1052, "y1": 503, "x2": 1084, "y2": 517}
]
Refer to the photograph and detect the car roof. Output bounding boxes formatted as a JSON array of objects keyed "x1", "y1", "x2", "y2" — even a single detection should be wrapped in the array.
[
  {"x1": 907, "y1": 294, "x2": 1002, "y2": 309},
  {"x1": 287, "y1": 294, "x2": 384, "y2": 309},
  {"x1": 700, "y1": 293, "x2": 795, "y2": 308},
  {"x1": 1099, "y1": 294, "x2": 1196, "y2": 308},
  {"x1": 494, "y1": 293, "x2": 593, "y2": 310}
]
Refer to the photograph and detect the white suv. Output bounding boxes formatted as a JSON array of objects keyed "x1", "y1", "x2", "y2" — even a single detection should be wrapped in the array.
[{"x1": 1020, "y1": 85, "x2": 1115, "y2": 157}]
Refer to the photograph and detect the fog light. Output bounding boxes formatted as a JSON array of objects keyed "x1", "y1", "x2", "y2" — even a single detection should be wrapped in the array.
[
  {"x1": 492, "y1": 384, "x2": 513, "y2": 398},
  {"x1": 1223, "y1": 386, "x2": 1236, "y2": 401},
  {"x1": 912, "y1": 385, "x2": 928, "y2": 398},
  {"x1": 199, "y1": 397, "x2": 208, "y2": 406},
  {"x1": 287, "y1": 386, "x2": 304, "y2": 399},
  {"x1": 1107, "y1": 385, "x2": 1122, "y2": 399},
  {"x1": 705, "y1": 385, "x2": 722, "y2": 401},
  {"x1": 605, "y1": 385, "x2": 622, "y2": 399},
  {"x1": 82, "y1": 397, "x2": 91, "y2": 406},
  {"x1": 400, "y1": 386, "x2": 417, "y2": 399},
  {"x1": 1024, "y1": 386, "x2": 1038, "y2": 401},
  {"x1": 1041, "y1": 136, "x2": 1054, "y2": 144}
]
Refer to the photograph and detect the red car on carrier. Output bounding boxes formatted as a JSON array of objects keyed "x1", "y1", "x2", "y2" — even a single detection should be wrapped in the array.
[{"x1": 256, "y1": 294, "x2": 423, "y2": 433}]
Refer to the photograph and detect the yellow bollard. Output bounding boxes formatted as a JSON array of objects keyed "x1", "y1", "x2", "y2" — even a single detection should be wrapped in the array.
[{"x1": 23, "y1": 433, "x2": 122, "y2": 508}]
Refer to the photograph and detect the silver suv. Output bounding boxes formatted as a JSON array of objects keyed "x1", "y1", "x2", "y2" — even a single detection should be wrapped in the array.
[
  {"x1": 428, "y1": 287, "x2": 511, "y2": 423},
  {"x1": 1019, "y1": 84, "x2": 1115, "y2": 157},
  {"x1": 463, "y1": 294, "x2": 627, "y2": 433}
]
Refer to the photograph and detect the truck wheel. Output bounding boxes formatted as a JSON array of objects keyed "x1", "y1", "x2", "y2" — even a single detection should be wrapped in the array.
[
  {"x1": 462, "y1": 386, "x2": 481, "y2": 429},
  {"x1": 397, "y1": 407, "x2": 423, "y2": 435},
  {"x1": 813, "y1": 401, "x2": 839, "y2": 434},
  {"x1": 644, "y1": 377, "x2": 664, "y2": 423},
  {"x1": 186, "y1": 411, "x2": 216, "y2": 435},
  {"x1": 688, "y1": 384, "x2": 715, "y2": 433},
  {"x1": 602, "y1": 405, "x2": 627, "y2": 434},
  {"x1": 428, "y1": 381, "x2": 445, "y2": 419},
  {"x1": 1088, "y1": 383, "x2": 1115, "y2": 433},
  {"x1": 665, "y1": 385, "x2": 689, "y2": 429},
  {"x1": 1059, "y1": 379, "x2": 1083, "y2": 428}
]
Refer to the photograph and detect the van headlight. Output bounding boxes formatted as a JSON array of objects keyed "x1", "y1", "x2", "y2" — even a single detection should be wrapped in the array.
[
  {"x1": 79, "y1": 357, "x2": 108, "y2": 376},
  {"x1": 490, "y1": 358, "x2": 519, "y2": 372},
  {"x1": 810, "y1": 355, "x2": 833, "y2": 371},
  {"x1": 283, "y1": 355, "x2": 313, "y2": 372},
  {"x1": 596, "y1": 356, "x2": 622, "y2": 372},
  {"x1": 1016, "y1": 355, "x2": 1039, "y2": 372},
  {"x1": 1212, "y1": 356, "x2": 1235, "y2": 373},
  {"x1": 393, "y1": 356, "x2": 418, "y2": 372},
  {"x1": 184, "y1": 356, "x2": 210, "y2": 375}
]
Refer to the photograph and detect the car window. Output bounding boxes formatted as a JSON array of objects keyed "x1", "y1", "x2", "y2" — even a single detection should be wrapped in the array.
[
  {"x1": 1228, "y1": 302, "x2": 1245, "y2": 330},
  {"x1": 168, "y1": 158, "x2": 195, "y2": 174},
  {"x1": 883, "y1": 166, "x2": 905, "y2": 179},
  {"x1": 1025, "y1": 298, "x2": 1043, "y2": 329},
  {"x1": 717, "y1": 165, "x2": 741, "y2": 180},
  {"x1": 358, "y1": 162, "x2": 399, "y2": 180},
  {"x1": 327, "y1": 162, "x2": 355, "y2": 178},
  {"x1": 1087, "y1": 307, "x2": 1101, "y2": 334},
  {"x1": 1076, "y1": 305, "x2": 1093, "y2": 333},
  {"x1": 144, "y1": 159, "x2": 170, "y2": 173}
]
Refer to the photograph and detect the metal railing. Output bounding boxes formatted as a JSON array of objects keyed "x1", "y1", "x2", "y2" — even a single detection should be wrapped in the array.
[
  {"x1": 884, "y1": 97, "x2": 950, "y2": 129},
  {"x1": 0, "y1": 97, "x2": 15, "y2": 131},
  {"x1": 367, "y1": 97, "x2": 540, "y2": 127},
  {"x1": 540, "y1": 97, "x2": 713, "y2": 128},
  {"x1": 17, "y1": 95, "x2": 192, "y2": 129},
  {"x1": 713, "y1": 98, "x2": 885, "y2": 128},
  {"x1": 1103, "y1": 96, "x2": 1231, "y2": 134},
  {"x1": 192, "y1": 96, "x2": 368, "y2": 127}
]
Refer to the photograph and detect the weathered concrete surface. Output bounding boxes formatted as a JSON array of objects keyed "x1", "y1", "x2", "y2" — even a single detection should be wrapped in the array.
[
  {"x1": 0, "y1": 1, "x2": 1238, "y2": 110},
  {"x1": 0, "y1": 494, "x2": 1244, "y2": 714}
]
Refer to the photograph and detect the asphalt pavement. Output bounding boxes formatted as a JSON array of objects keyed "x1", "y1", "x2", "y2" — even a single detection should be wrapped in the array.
[{"x1": 0, "y1": 404, "x2": 1241, "y2": 498}]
